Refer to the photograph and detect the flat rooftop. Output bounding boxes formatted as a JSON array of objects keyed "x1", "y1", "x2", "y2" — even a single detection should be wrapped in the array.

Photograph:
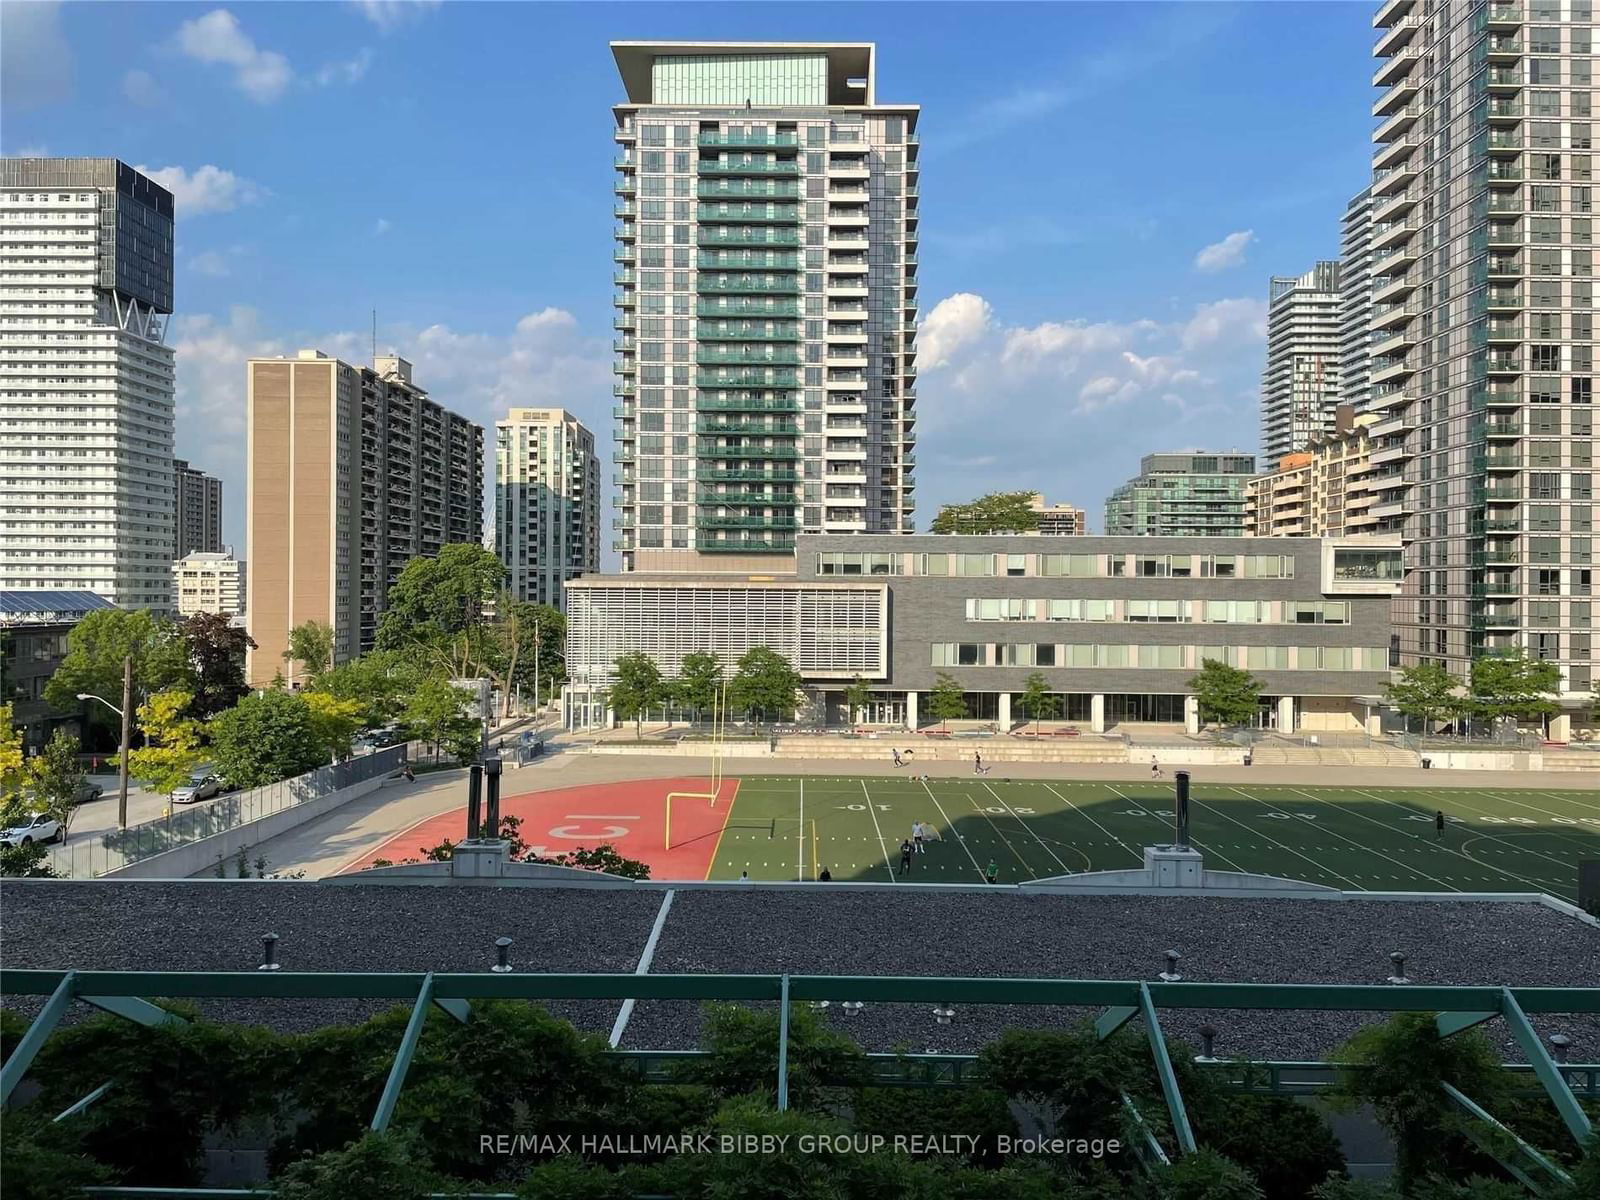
[{"x1": 612, "y1": 41, "x2": 876, "y2": 105}]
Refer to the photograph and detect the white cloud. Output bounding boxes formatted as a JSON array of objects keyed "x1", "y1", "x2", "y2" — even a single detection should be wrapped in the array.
[
  {"x1": 373, "y1": 217, "x2": 392, "y2": 236},
  {"x1": 918, "y1": 293, "x2": 992, "y2": 370},
  {"x1": 315, "y1": 48, "x2": 374, "y2": 87},
  {"x1": 134, "y1": 164, "x2": 263, "y2": 216},
  {"x1": 351, "y1": 0, "x2": 441, "y2": 32},
  {"x1": 189, "y1": 250, "x2": 232, "y2": 277},
  {"x1": 1193, "y1": 229, "x2": 1255, "y2": 273},
  {"x1": 1181, "y1": 297, "x2": 1269, "y2": 349},
  {"x1": 1, "y1": 0, "x2": 72, "y2": 111},
  {"x1": 175, "y1": 9, "x2": 293, "y2": 102},
  {"x1": 122, "y1": 69, "x2": 165, "y2": 108}
]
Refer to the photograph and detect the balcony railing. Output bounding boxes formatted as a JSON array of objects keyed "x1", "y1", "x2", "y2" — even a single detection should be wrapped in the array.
[
  {"x1": 697, "y1": 204, "x2": 800, "y2": 224},
  {"x1": 698, "y1": 179, "x2": 802, "y2": 199},
  {"x1": 697, "y1": 445, "x2": 801, "y2": 459},
  {"x1": 696, "y1": 397, "x2": 800, "y2": 413},
  {"x1": 699, "y1": 159, "x2": 801, "y2": 176},
  {"x1": 700, "y1": 538, "x2": 797, "y2": 553},
  {"x1": 696, "y1": 277, "x2": 802, "y2": 295},
  {"x1": 696, "y1": 420, "x2": 801, "y2": 436},
  {"x1": 698, "y1": 132, "x2": 800, "y2": 149},
  {"x1": 695, "y1": 468, "x2": 800, "y2": 482},
  {"x1": 696, "y1": 491, "x2": 799, "y2": 506},
  {"x1": 698, "y1": 251, "x2": 801, "y2": 270},
  {"x1": 696, "y1": 369, "x2": 801, "y2": 389},
  {"x1": 697, "y1": 299, "x2": 802, "y2": 318},
  {"x1": 697, "y1": 325, "x2": 801, "y2": 342},
  {"x1": 698, "y1": 229, "x2": 802, "y2": 247}
]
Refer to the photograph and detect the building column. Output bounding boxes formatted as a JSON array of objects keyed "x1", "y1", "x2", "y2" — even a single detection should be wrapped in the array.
[
  {"x1": 1091, "y1": 693, "x2": 1106, "y2": 734},
  {"x1": 997, "y1": 692, "x2": 1011, "y2": 730},
  {"x1": 1549, "y1": 713, "x2": 1571, "y2": 743},
  {"x1": 905, "y1": 690, "x2": 918, "y2": 731},
  {"x1": 1184, "y1": 695, "x2": 1200, "y2": 736},
  {"x1": 1277, "y1": 695, "x2": 1296, "y2": 733},
  {"x1": 1366, "y1": 708, "x2": 1383, "y2": 738}
]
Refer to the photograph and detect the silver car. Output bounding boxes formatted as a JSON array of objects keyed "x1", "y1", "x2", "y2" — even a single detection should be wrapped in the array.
[{"x1": 171, "y1": 774, "x2": 221, "y2": 805}]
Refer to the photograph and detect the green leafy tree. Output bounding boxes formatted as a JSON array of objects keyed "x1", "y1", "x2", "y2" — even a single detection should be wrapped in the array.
[
  {"x1": 926, "y1": 671, "x2": 968, "y2": 730},
  {"x1": 305, "y1": 692, "x2": 366, "y2": 762},
  {"x1": 502, "y1": 601, "x2": 566, "y2": 708},
  {"x1": 374, "y1": 543, "x2": 507, "y2": 662},
  {"x1": 606, "y1": 653, "x2": 665, "y2": 740},
  {"x1": 728, "y1": 646, "x2": 804, "y2": 726},
  {"x1": 0, "y1": 702, "x2": 25, "y2": 804},
  {"x1": 43, "y1": 608, "x2": 193, "y2": 732},
  {"x1": 309, "y1": 650, "x2": 427, "y2": 729},
  {"x1": 178, "y1": 612, "x2": 255, "y2": 718},
  {"x1": 1188, "y1": 658, "x2": 1264, "y2": 730},
  {"x1": 929, "y1": 490, "x2": 1041, "y2": 534},
  {"x1": 675, "y1": 651, "x2": 723, "y2": 723},
  {"x1": 127, "y1": 689, "x2": 207, "y2": 798},
  {"x1": 842, "y1": 675, "x2": 874, "y2": 727},
  {"x1": 208, "y1": 690, "x2": 326, "y2": 789},
  {"x1": 1464, "y1": 650, "x2": 1562, "y2": 729},
  {"x1": 528, "y1": 843, "x2": 653, "y2": 880},
  {"x1": 25, "y1": 729, "x2": 88, "y2": 840},
  {"x1": 1017, "y1": 671, "x2": 1059, "y2": 733},
  {"x1": 401, "y1": 678, "x2": 480, "y2": 763},
  {"x1": 1384, "y1": 662, "x2": 1464, "y2": 738},
  {"x1": 0, "y1": 839, "x2": 59, "y2": 877},
  {"x1": 282, "y1": 620, "x2": 335, "y2": 687}
]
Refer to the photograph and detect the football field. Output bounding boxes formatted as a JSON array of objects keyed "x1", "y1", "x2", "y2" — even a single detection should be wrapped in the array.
[{"x1": 707, "y1": 775, "x2": 1600, "y2": 899}]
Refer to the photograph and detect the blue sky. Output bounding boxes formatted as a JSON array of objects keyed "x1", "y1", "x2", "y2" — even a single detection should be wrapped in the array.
[{"x1": 2, "y1": 0, "x2": 1378, "y2": 556}]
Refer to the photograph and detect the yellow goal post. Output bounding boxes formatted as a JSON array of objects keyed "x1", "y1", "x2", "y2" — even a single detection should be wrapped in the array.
[{"x1": 665, "y1": 679, "x2": 728, "y2": 850}]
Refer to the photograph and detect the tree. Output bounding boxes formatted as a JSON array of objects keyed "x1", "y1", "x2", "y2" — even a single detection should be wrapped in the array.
[
  {"x1": 929, "y1": 490, "x2": 1041, "y2": 535},
  {"x1": 305, "y1": 693, "x2": 366, "y2": 763},
  {"x1": 209, "y1": 691, "x2": 326, "y2": 789},
  {"x1": 842, "y1": 675, "x2": 873, "y2": 727},
  {"x1": 676, "y1": 652, "x2": 723, "y2": 723},
  {"x1": 8, "y1": 729, "x2": 90, "y2": 842},
  {"x1": 282, "y1": 621, "x2": 335, "y2": 687},
  {"x1": 0, "y1": 703, "x2": 24, "y2": 804},
  {"x1": 374, "y1": 543, "x2": 507, "y2": 658},
  {"x1": 309, "y1": 650, "x2": 427, "y2": 730},
  {"x1": 1464, "y1": 650, "x2": 1562, "y2": 730},
  {"x1": 728, "y1": 646, "x2": 804, "y2": 727},
  {"x1": 1016, "y1": 672, "x2": 1058, "y2": 734},
  {"x1": 501, "y1": 601, "x2": 565, "y2": 710},
  {"x1": 606, "y1": 653, "x2": 665, "y2": 740},
  {"x1": 1384, "y1": 662, "x2": 1463, "y2": 738},
  {"x1": 127, "y1": 690, "x2": 207, "y2": 798},
  {"x1": 1187, "y1": 659, "x2": 1264, "y2": 730},
  {"x1": 401, "y1": 678, "x2": 480, "y2": 763},
  {"x1": 43, "y1": 609, "x2": 192, "y2": 733},
  {"x1": 926, "y1": 672, "x2": 968, "y2": 731},
  {"x1": 178, "y1": 613, "x2": 255, "y2": 718}
]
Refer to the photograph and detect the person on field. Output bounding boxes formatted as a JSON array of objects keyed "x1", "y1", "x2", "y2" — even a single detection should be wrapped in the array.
[
  {"x1": 912, "y1": 820, "x2": 926, "y2": 853},
  {"x1": 985, "y1": 858, "x2": 1000, "y2": 885},
  {"x1": 892, "y1": 748, "x2": 904, "y2": 768},
  {"x1": 899, "y1": 839, "x2": 915, "y2": 874},
  {"x1": 1150, "y1": 757, "x2": 1162, "y2": 780},
  {"x1": 1434, "y1": 809, "x2": 1446, "y2": 840},
  {"x1": 818, "y1": 866, "x2": 832, "y2": 882}
]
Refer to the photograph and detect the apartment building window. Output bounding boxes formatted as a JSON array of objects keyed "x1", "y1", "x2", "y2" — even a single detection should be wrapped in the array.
[
  {"x1": 1291, "y1": 601, "x2": 1351, "y2": 624},
  {"x1": 967, "y1": 598, "x2": 1038, "y2": 621},
  {"x1": 931, "y1": 643, "x2": 984, "y2": 666},
  {"x1": 1204, "y1": 599, "x2": 1266, "y2": 623},
  {"x1": 1046, "y1": 599, "x2": 1113, "y2": 622},
  {"x1": 817, "y1": 551, "x2": 899, "y2": 575},
  {"x1": 1126, "y1": 599, "x2": 1186, "y2": 622}
]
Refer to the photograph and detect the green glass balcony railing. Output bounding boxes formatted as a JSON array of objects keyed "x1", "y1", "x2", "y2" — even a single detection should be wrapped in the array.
[
  {"x1": 697, "y1": 347, "x2": 802, "y2": 366},
  {"x1": 695, "y1": 468, "x2": 800, "y2": 483},
  {"x1": 698, "y1": 179, "x2": 802, "y2": 199},
  {"x1": 698, "y1": 203, "x2": 800, "y2": 224},
  {"x1": 699, "y1": 229, "x2": 802, "y2": 248},
  {"x1": 699, "y1": 538, "x2": 797, "y2": 552},
  {"x1": 696, "y1": 299, "x2": 802, "y2": 318},
  {"x1": 698, "y1": 250, "x2": 800, "y2": 270},
  {"x1": 698, "y1": 132, "x2": 800, "y2": 149},
  {"x1": 696, "y1": 396, "x2": 800, "y2": 413},
  {"x1": 698, "y1": 159, "x2": 801, "y2": 176},
  {"x1": 696, "y1": 368, "x2": 801, "y2": 388},
  {"x1": 696, "y1": 421, "x2": 800, "y2": 436},
  {"x1": 697, "y1": 514, "x2": 799, "y2": 529},
  {"x1": 697, "y1": 325, "x2": 801, "y2": 342},
  {"x1": 698, "y1": 445, "x2": 801, "y2": 459},
  {"x1": 696, "y1": 491, "x2": 799, "y2": 506},
  {"x1": 696, "y1": 277, "x2": 802, "y2": 295}
]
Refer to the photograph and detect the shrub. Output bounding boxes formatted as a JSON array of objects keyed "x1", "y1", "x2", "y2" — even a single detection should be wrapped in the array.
[
  {"x1": 1160, "y1": 1148, "x2": 1264, "y2": 1200},
  {"x1": 274, "y1": 1130, "x2": 434, "y2": 1200},
  {"x1": 679, "y1": 1000, "x2": 868, "y2": 1111}
]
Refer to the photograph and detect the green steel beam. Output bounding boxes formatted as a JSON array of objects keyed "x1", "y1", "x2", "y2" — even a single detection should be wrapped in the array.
[
  {"x1": 80, "y1": 995, "x2": 187, "y2": 1027},
  {"x1": 1120, "y1": 1093, "x2": 1170, "y2": 1167},
  {"x1": 1095, "y1": 1006, "x2": 1138, "y2": 1039},
  {"x1": 777, "y1": 974, "x2": 791, "y2": 1112},
  {"x1": 1442, "y1": 1081, "x2": 1572, "y2": 1194},
  {"x1": 1138, "y1": 982, "x2": 1196, "y2": 1155},
  {"x1": 433, "y1": 997, "x2": 471, "y2": 1024},
  {"x1": 54, "y1": 1081, "x2": 113, "y2": 1123},
  {"x1": 1499, "y1": 987, "x2": 1593, "y2": 1148},
  {"x1": 1, "y1": 971, "x2": 76, "y2": 1105},
  {"x1": 1437, "y1": 1010, "x2": 1499, "y2": 1038},
  {"x1": 371, "y1": 973, "x2": 435, "y2": 1133}
]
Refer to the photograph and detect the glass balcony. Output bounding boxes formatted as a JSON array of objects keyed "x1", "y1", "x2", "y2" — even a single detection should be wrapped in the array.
[
  {"x1": 697, "y1": 514, "x2": 799, "y2": 529},
  {"x1": 696, "y1": 299, "x2": 802, "y2": 317},
  {"x1": 697, "y1": 203, "x2": 800, "y2": 224},
  {"x1": 698, "y1": 131, "x2": 800, "y2": 149},
  {"x1": 1487, "y1": 131, "x2": 1522, "y2": 152},
  {"x1": 1486, "y1": 67, "x2": 1523, "y2": 91},
  {"x1": 696, "y1": 324, "x2": 801, "y2": 342},
  {"x1": 696, "y1": 396, "x2": 800, "y2": 413},
  {"x1": 696, "y1": 277, "x2": 801, "y2": 295},
  {"x1": 700, "y1": 539, "x2": 797, "y2": 553},
  {"x1": 698, "y1": 179, "x2": 801, "y2": 199},
  {"x1": 695, "y1": 468, "x2": 800, "y2": 482},
  {"x1": 698, "y1": 228, "x2": 802, "y2": 247},
  {"x1": 1487, "y1": 164, "x2": 1523, "y2": 184},
  {"x1": 1487, "y1": 98, "x2": 1523, "y2": 121},
  {"x1": 696, "y1": 370, "x2": 801, "y2": 388},
  {"x1": 1486, "y1": 38, "x2": 1522, "y2": 59},
  {"x1": 1484, "y1": 422, "x2": 1521, "y2": 437},
  {"x1": 1486, "y1": 288, "x2": 1522, "y2": 310},
  {"x1": 698, "y1": 445, "x2": 802, "y2": 459},
  {"x1": 696, "y1": 491, "x2": 799, "y2": 506},
  {"x1": 696, "y1": 420, "x2": 801, "y2": 436},
  {"x1": 697, "y1": 347, "x2": 802, "y2": 366},
  {"x1": 698, "y1": 251, "x2": 800, "y2": 270},
  {"x1": 1484, "y1": 384, "x2": 1521, "y2": 404},
  {"x1": 699, "y1": 159, "x2": 801, "y2": 176}
]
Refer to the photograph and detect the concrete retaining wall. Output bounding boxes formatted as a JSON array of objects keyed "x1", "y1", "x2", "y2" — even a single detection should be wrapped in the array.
[{"x1": 104, "y1": 771, "x2": 401, "y2": 880}]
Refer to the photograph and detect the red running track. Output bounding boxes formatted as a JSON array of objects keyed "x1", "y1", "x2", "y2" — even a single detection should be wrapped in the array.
[{"x1": 347, "y1": 776, "x2": 740, "y2": 881}]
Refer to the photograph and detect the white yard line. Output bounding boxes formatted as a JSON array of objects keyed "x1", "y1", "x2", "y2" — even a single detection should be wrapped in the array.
[
  {"x1": 965, "y1": 791, "x2": 1032, "y2": 876},
  {"x1": 798, "y1": 777, "x2": 805, "y2": 882},
  {"x1": 982, "y1": 780, "x2": 1077, "y2": 876},
  {"x1": 920, "y1": 778, "x2": 988, "y2": 882},
  {"x1": 1349, "y1": 788, "x2": 1576, "y2": 882},
  {"x1": 1172, "y1": 787, "x2": 1363, "y2": 889},
  {"x1": 608, "y1": 889, "x2": 675, "y2": 1048},
  {"x1": 1049, "y1": 782, "x2": 1143, "y2": 862},
  {"x1": 859, "y1": 778, "x2": 896, "y2": 881},
  {"x1": 1101, "y1": 782, "x2": 1252, "y2": 874}
]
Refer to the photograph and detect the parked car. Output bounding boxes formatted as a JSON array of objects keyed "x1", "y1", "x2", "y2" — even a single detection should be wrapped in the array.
[
  {"x1": 170, "y1": 774, "x2": 222, "y2": 805},
  {"x1": 0, "y1": 813, "x2": 63, "y2": 846},
  {"x1": 70, "y1": 779, "x2": 104, "y2": 806},
  {"x1": 369, "y1": 728, "x2": 406, "y2": 749}
]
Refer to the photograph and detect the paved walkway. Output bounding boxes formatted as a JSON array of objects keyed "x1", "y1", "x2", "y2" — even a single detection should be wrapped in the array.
[{"x1": 242, "y1": 739, "x2": 1599, "y2": 879}]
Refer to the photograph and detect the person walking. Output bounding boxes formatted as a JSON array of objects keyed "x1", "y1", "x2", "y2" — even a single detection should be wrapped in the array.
[
  {"x1": 892, "y1": 748, "x2": 903, "y2": 768},
  {"x1": 818, "y1": 866, "x2": 832, "y2": 882},
  {"x1": 985, "y1": 858, "x2": 999, "y2": 885},
  {"x1": 912, "y1": 821, "x2": 926, "y2": 854},
  {"x1": 974, "y1": 751, "x2": 983, "y2": 775},
  {"x1": 1150, "y1": 757, "x2": 1162, "y2": 780},
  {"x1": 899, "y1": 839, "x2": 914, "y2": 874},
  {"x1": 1434, "y1": 809, "x2": 1446, "y2": 840}
]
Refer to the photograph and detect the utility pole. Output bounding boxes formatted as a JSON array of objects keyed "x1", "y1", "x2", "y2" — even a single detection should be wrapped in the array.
[
  {"x1": 117, "y1": 655, "x2": 132, "y2": 830},
  {"x1": 532, "y1": 617, "x2": 541, "y2": 733}
]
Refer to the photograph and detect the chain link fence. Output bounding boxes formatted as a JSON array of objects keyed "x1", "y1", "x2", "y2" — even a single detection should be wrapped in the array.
[{"x1": 45, "y1": 748, "x2": 406, "y2": 879}]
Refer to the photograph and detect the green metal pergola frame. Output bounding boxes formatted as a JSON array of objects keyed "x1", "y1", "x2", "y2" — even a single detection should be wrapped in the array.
[{"x1": 2, "y1": 970, "x2": 1596, "y2": 1187}]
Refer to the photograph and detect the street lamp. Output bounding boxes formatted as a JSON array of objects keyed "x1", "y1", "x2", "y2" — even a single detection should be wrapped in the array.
[{"x1": 77, "y1": 654, "x2": 132, "y2": 830}]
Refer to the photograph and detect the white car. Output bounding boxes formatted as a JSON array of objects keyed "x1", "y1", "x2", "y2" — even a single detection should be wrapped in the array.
[
  {"x1": 171, "y1": 774, "x2": 222, "y2": 805},
  {"x1": 0, "y1": 813, "x2": 64, "y2": 847}
]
